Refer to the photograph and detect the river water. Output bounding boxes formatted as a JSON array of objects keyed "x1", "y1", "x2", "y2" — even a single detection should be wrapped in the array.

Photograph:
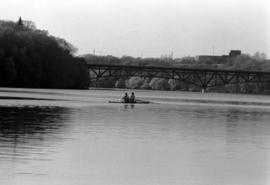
[{"x1": 0, "y1": 88, "x2": 270, "y2": 185}]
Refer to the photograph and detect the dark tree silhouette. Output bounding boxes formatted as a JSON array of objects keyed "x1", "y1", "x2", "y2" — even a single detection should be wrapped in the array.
[{"x1": 0, "y1": 19, "x2": 89, "y2": 89}]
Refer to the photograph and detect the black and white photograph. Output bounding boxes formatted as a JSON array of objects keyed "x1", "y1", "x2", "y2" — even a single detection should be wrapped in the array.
[{"x1": 0, "y1": 0, "x2": 270, "y2": 185}]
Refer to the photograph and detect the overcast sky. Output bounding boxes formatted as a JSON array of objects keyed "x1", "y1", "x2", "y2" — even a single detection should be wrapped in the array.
[{"x1": 1, "y1": 0, "x2": 269, "y2": 58}]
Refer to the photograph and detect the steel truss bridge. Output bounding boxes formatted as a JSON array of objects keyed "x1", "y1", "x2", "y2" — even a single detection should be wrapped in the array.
[{"x1": 88, "y1": 64, "x2": 270, "y2": 90}]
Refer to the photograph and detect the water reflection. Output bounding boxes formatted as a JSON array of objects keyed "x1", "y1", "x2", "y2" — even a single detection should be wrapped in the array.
[
  {"x1": 0, "y1": 106, "x2": 70, "y2": 162},
  {"x1": 123, "y1": 104, "x2": 134, "y2": 110}
]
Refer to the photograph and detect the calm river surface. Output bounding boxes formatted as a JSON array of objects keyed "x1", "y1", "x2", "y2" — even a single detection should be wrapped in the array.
[{"x1": 0, "y1": 88, "x2": 270, "y2": 185}]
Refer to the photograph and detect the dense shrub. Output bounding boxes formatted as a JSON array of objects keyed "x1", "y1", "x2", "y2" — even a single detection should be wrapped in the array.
[
  {"x1": 149, "y1": 78, "x2": 170, "y2": 90},
  {"x1": 140, "y1": 78, "x2": 151, "y2": 89},
  {"x1": 94, "y1": 77, "x2": 116, "y2": 88},
  {"x1": 115, "y1": 78, "x2": 126, "y2": 88},
  {"x1": 126, "y1": 77, "x2": 144, "y2": 89}
]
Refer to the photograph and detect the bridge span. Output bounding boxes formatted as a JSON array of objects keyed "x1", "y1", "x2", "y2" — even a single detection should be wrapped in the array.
[{"x1": 88, "y1": 64, "x2": 270, "y2": 90}]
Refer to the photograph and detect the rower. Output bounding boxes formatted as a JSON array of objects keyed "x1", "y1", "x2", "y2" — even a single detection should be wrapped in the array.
[
  {"x1": 122, "y1": 92, "x2": 129, "y2": 103},
  {"x1": 130, "y1": 92, "x2": 135, "y2": 103}
]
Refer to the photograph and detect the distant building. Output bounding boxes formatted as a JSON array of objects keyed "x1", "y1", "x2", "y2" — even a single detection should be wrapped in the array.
[
  {"x1": 229, "y1": 50, "x2": 241, "y2": 57},
  {"x1": 196, "y1": 50, "x2": 241, "y2": 64}
]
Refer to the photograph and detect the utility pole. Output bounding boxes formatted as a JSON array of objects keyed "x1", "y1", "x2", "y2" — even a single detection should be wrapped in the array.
[{"x1": 212, "y1": 45, "x2": 215, "y2": 55}]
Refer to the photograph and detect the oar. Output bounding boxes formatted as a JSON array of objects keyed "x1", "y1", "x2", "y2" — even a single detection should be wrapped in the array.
[{"x1": 136, "y1": 98, "x2": 160, "y2": 104}]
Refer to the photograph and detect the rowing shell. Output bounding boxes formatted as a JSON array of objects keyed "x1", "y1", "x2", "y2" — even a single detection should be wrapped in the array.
[{"x1": 108, "y1": 100, "x2": 150, "y2": 104}]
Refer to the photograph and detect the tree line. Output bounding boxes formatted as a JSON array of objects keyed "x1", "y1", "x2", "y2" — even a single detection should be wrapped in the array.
[
  {"x1": 83, "y1": 53, "x2": 270, "y2": 94},
  {"x1": 0, "y1": 19, "x2": 89, "y2": 89}
]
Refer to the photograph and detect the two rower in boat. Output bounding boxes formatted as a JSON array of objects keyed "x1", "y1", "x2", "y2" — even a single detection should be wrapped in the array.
[
  {"x1": 109, "y1": 92, "x2": 150, "y2": 104},
  {"x1": 122, "y1": 92, "x2": 135, "y2": 103}
]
